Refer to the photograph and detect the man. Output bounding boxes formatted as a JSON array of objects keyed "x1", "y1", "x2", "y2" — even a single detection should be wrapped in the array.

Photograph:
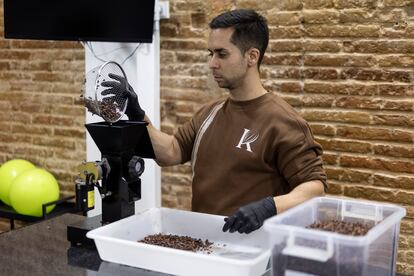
[{"x1": 102, "y1": 9, "x2": 327, "y2": 234}]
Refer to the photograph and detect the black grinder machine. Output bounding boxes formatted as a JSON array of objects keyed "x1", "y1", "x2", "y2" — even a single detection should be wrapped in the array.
[{"x1": 67, "y1": 61, "x2": 155, "y2": 246}]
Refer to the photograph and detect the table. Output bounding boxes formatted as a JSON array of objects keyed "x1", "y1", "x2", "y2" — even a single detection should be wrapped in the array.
[
  {"x1": 0, "y1": 196, "x2": 76, "y2": 230},
  {"x1": 0, "y1": 213, "x2": 168, "y2": 276},
  {"x1": 0, "y1": 213, "x2": 402, "y2": 276}
]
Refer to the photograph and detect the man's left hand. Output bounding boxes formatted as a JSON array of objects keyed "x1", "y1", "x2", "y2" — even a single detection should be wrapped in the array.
[
  {"x1": 222, "y1": 197, "x2": 277, "y2": 234},
  {"x1": 101, "y1": 73, "x2": 145, "y2": 121}
]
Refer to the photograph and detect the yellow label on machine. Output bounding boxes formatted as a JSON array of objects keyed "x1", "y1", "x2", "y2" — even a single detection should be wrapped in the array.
[{"x1": 88, "y1": 190, "x2": 95, "y2": 208}]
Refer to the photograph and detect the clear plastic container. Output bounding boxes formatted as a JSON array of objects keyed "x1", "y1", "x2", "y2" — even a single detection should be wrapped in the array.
[
  {"x1": 87, "y1": 207, "x2": 271, "y2": 276},
  {"x1": 263, "y1": 197, "x2": 406, "y2": 276}
]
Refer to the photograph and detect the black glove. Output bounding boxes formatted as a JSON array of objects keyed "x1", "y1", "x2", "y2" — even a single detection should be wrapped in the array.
[
  {"x1": 101, "y1": 73, "x2": 146, "y2": 121},
  {"x1": 222, "y1": 197, "x2": 277, "y2": 234}
]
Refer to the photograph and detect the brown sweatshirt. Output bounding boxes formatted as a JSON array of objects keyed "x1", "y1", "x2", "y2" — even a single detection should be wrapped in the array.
[{"x1": 174, "y1": 92, "x2": 327, "y2": 216}]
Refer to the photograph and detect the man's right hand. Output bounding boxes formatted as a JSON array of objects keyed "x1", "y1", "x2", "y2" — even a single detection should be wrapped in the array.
[{"x1": 101, "y1": 73, "x2": 146, "y2": 121}]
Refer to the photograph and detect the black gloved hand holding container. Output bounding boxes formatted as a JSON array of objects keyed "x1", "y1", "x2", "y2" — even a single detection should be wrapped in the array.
[{"x1": 101, "y1": 73, "x2": 146, "y2": 121}]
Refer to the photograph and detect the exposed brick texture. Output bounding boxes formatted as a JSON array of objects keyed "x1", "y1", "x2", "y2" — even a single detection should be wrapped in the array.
[
  {"x1": 0, "y1": 0, "x2": 413, "y2": 273},
  {"x1": 0, "y1": 1, "x2": 85, "y2": 190},
  {"x1": 159, "y1": 1, "x2": 414, "y2": 273}
]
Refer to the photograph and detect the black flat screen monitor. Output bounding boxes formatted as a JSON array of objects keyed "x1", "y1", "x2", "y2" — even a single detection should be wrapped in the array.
[{"x1": 4, "y1": 0, "x2": 155, "y2": 43}]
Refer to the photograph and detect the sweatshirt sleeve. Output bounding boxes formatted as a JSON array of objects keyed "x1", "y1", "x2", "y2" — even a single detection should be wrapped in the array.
[
  {"x1": 275, "y1": 116, "x2": 328, "y2": 191},
  {"x1": 174, "y1": 101, "x2": 221, "y2": 164},
  {"x1": 174, "y1": 117, "x2": 197, "y2": 163}
]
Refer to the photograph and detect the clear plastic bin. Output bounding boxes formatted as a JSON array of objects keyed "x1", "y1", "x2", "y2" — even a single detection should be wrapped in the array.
[
  {"x1": 87, "y1": 207, "x2": 271, "y2": 276},
  {"x1": 263, "y1": 197, "x2": 406, "y2": 276}
]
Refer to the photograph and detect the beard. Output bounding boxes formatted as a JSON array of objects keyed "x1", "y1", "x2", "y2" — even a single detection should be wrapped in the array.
[
  {"x1": 214, "y1": 75, "x2": 241, "y2": 90},
  {"x1": 212, "y1": 64, "x2": 248, "y2": 90},
  {"x1": 216, "y1": 79, "x2": 232, "y2": 89}
]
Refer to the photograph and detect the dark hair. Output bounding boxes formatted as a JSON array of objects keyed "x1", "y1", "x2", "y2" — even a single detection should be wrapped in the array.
[{"x1": 209, "y1": 9, "x2": 269, "y2": 68}]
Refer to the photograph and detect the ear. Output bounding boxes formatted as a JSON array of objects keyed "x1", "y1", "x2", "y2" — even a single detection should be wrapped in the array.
[{"x1": 246, "y1": 48, "x2": 260, "y2": 67}]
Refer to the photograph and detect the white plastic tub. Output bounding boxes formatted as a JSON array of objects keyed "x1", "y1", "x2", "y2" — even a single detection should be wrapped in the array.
[
  {"x1": 87, "y1": 208, "x2": 271, "y2": 276},
  {"x1": 263, "y1": 197, "x2": 406, "y2": 276}
]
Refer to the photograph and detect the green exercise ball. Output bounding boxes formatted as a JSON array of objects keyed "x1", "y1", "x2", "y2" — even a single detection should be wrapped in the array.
[
  {"x1": 0, "y1": 159, "x2": 36, "y2": 205},
  {"x1": 10, "y1": 168, "x2": 60, "y2": 217}
]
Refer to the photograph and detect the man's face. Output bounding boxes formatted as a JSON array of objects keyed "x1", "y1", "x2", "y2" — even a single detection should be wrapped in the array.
[{"x1": 207, "y1": 27, "x2": 248, "y2": 90}]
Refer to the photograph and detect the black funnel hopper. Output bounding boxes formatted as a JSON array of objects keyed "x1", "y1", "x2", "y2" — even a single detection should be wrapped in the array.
[{"x1": 86, "y1": 121, "x2": 155, "y2": 158}]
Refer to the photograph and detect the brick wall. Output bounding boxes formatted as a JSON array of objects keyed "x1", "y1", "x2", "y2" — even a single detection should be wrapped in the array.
[
  {"x1": 160, "y1": 0, "x2": 414, "y2": 273},
  {"x1": 0, "y1": 0, "x2": 413, "y2": 273},
  {"x1": 0, "y1": 1, "x2": 85, "y2": 228},
  {"x1": 0, "y1": 0, "x2": 85, "y2": 196}
]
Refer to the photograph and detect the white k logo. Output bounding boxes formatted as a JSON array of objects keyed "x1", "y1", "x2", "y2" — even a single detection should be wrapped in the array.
[{"x1": 236, "y1": 128, "x2": 259, "y2": 152}]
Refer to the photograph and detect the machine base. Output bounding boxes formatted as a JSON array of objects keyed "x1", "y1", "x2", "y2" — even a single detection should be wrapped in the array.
[{"x1": 67, "y1": 215, "x2": 103, "y2": 247}]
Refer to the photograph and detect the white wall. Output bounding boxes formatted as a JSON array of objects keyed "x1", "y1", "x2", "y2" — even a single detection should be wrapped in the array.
[{"x1": 85, "y1": 1, "x2": 167, "y2": 216}]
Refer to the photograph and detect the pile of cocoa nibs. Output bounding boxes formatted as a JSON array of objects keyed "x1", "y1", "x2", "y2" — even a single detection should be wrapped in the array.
[
  {"x1": 307, "y1": 220, "x2": 373, "y2": 236},
  {"x1": 99, "y1": 100, "x2": 121, "y2": 121},
  {"x1": 138, "y1": 233, "x2": 214, "y2": 253}
]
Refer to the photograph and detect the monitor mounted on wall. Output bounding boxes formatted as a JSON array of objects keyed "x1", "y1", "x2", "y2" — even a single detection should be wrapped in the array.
[{"x1": 3, "y1": 0, "x2": 156, "y2": 43}]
